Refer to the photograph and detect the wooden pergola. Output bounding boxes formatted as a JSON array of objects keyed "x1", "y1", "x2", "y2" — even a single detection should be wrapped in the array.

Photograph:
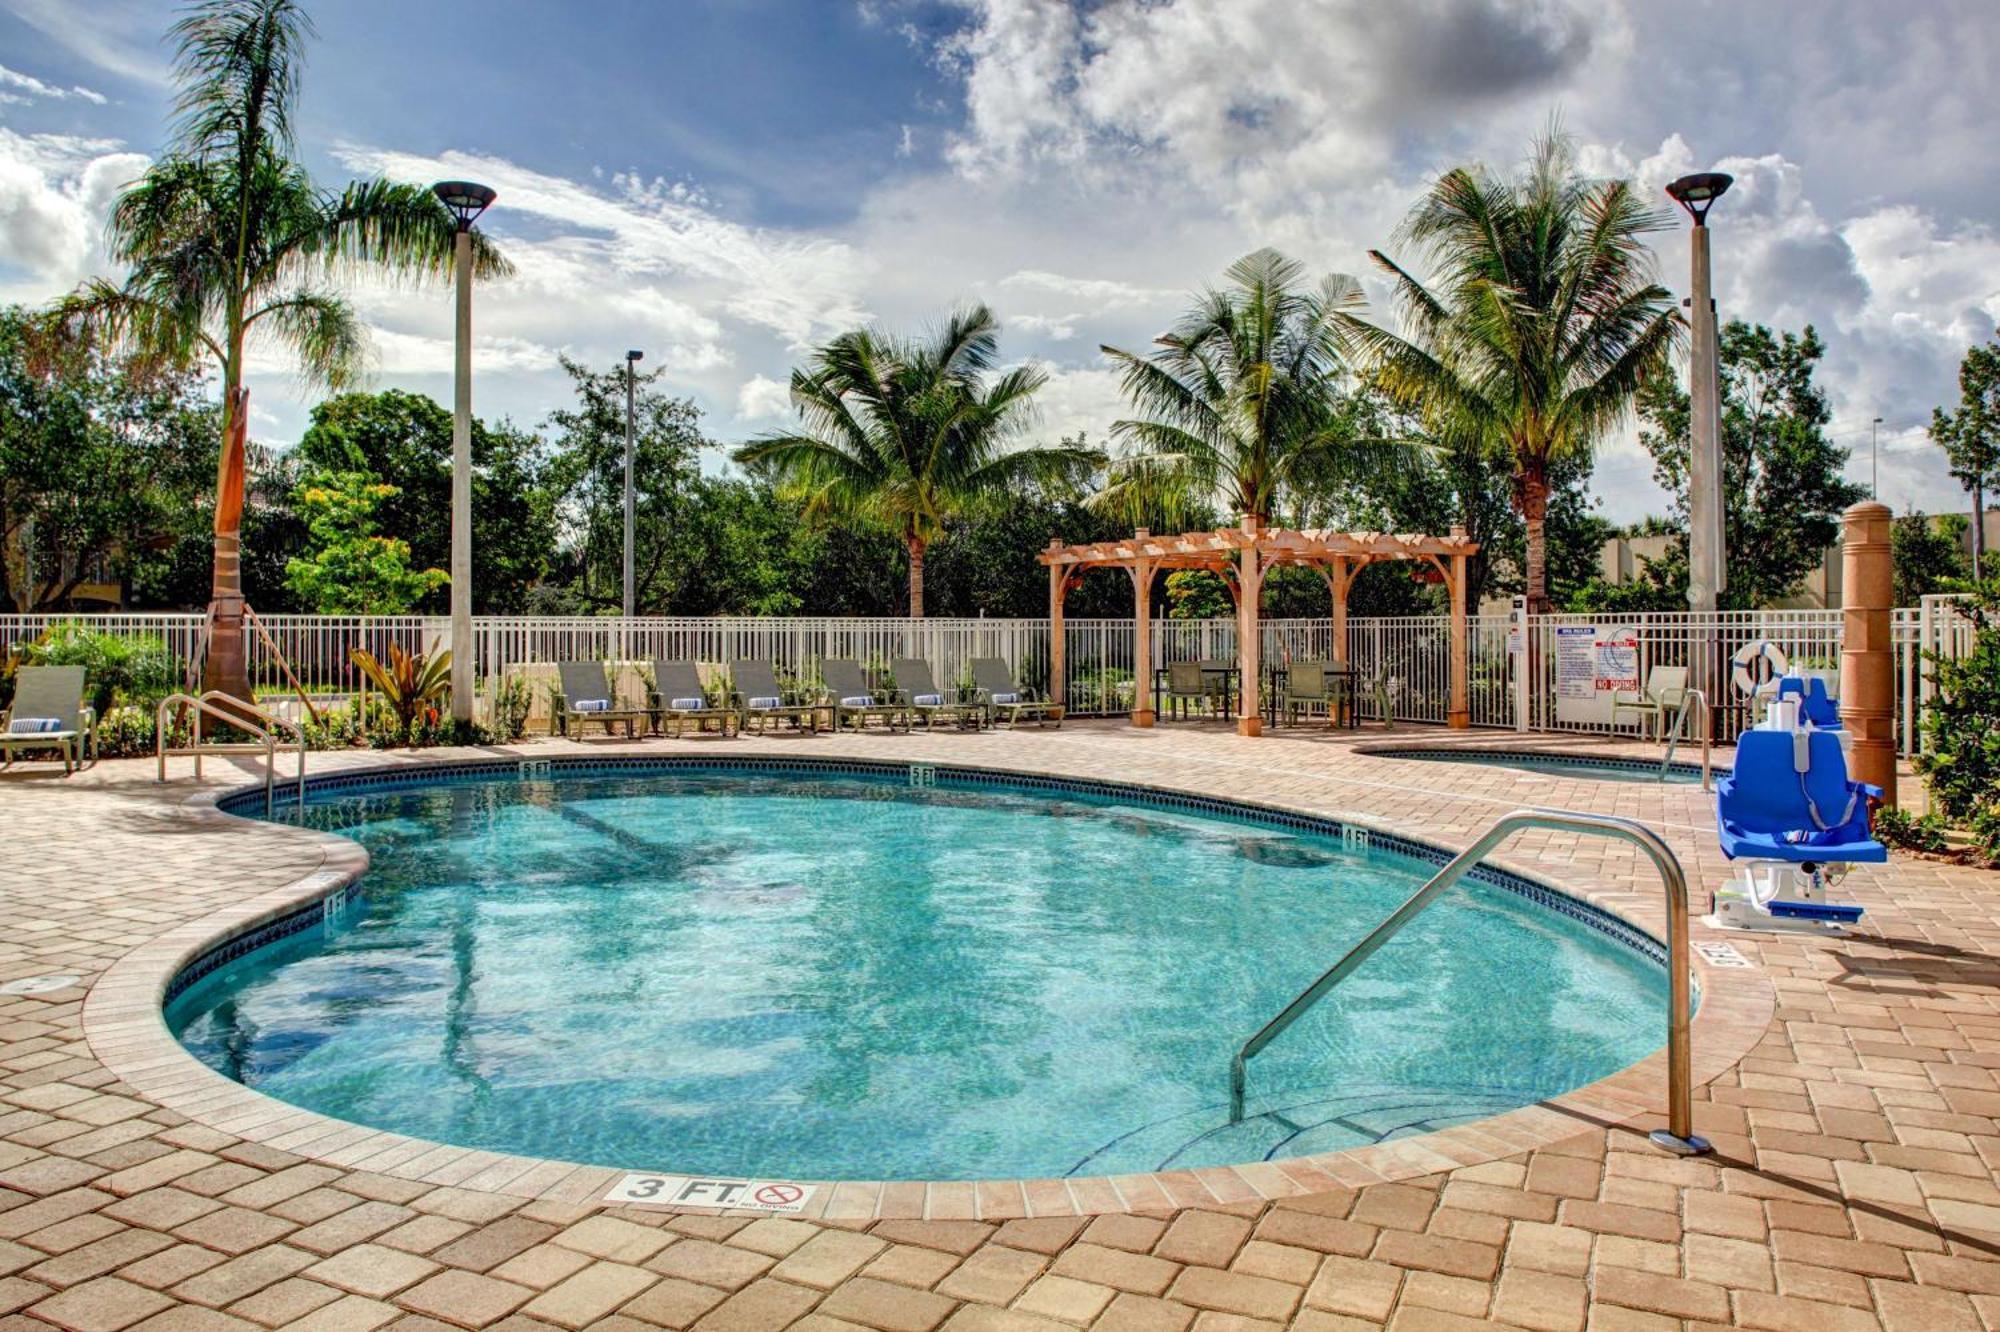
[{"x1": 1039, "y1": 520, "x2": 1479, "y2": 735}]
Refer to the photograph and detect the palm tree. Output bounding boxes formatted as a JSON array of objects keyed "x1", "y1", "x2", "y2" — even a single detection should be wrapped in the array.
[
  {"x1": 50, "y1": 0, "x2": 508, "y2": 699},
  {"x1": 1096, "y1": 248, "x2": 1387, "y2": 529},
  {"x1": 733, "y1": 305, "x2": 1098, "y2": 617},
  {"x1": 1342, "y1": 131, "x2": 1678, "y2": 612}
]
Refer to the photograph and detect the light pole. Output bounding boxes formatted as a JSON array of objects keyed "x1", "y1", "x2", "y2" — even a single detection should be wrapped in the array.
[
  {"x1": 433, "y1": 180, "x2": 496, "y2": 724},
  {"x1": 623, "y1": 349, "x2": 643, "y2": 618},
  {"x1": 1667, "y1": 171, "x2": 1733, "y2": 616},
  {"x1": 1871, "y1": 415, "x2": 1884, "y2": 500}
]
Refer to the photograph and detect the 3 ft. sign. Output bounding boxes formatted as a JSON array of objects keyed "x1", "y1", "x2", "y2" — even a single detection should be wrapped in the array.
[{"x1": 605, "y1": 1174, "x2": 816, "y2": 1213}]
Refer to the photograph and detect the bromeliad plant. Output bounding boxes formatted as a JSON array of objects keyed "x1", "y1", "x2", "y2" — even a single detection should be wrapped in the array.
[{"x1": 349, "y1": 643, "x2": 450, "y2": 742}]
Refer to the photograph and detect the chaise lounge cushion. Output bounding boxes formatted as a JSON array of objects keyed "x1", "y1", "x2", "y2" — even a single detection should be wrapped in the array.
[
  {"x1": 669, "y1": 696, "x2": 705, "y2": 710},
  {"x1": 839, "y1": 694, "x2": 875, "y2": 708},
  {"x1": 573, "y1": 699, "x2": 610, "y2": 712},
  {"x1": 913, "y1": 693, "x2": 943, "y2": 706},
  {"x1": 8, "y1": 718, "x2": 63, "y2": 734},
  {"x1": 747, "y1": 695, "x2": 783, "y2": 710}
]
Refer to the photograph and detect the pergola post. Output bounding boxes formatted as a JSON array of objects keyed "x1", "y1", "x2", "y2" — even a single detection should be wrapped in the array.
[
  {"x1": 1448, "y1": 525, "x2": 1470, "y2": 729},
  {"x1": 1238, "y1": 519, "x2": 1264, "y2": 737},
  {"x1": 1047, "y1": 540, "x2": 1068, "y2": 709},
  {"x1": 1323, "y1": 557, "x2": 1353, "y2": 665},
  {"x1": 1129, "y1": 530, "x2": 1156, "y2": 727}
]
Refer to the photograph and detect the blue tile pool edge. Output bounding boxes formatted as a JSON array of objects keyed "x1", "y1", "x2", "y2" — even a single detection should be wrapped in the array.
[{"x1": 177, "y1": 754, "x2": 1685, "y2": 1012}]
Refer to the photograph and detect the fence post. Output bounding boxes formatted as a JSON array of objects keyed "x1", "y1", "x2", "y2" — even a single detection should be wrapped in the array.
[{"x1": 1839, "y1": 501, "x2": 1897, "y2": 803}]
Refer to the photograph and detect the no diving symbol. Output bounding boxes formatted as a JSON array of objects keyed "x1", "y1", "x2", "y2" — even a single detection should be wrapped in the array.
[{"x1": 754, "y1": 1183, "x2": 803, "y2": 1207}]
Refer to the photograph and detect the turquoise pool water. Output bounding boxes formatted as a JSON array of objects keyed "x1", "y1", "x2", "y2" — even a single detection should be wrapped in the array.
[
  {"x1": 1383, "y1": 749, "x2": 1711, "y2": 784},
  {"x1": 169, "y1": 768, "x2": 1669, "y2": 1181}
]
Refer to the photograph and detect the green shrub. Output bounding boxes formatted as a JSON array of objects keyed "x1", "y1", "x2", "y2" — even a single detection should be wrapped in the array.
[
  {"x1": 487, "y1": 674, "x2": 532, "y2": 742},
  {"x1": 20, "y1": 624, "x2": 176, "y2": 716},
  {"x1": 1873, "y1": 806, "x2": 1952, "y2": 855},
  {"x1": 1914, "y1": 577, "x2": 2000, "y2": 863}
]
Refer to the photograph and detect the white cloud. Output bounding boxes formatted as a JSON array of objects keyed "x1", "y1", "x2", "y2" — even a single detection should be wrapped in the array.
[
  {"x1": 0, "y1": 63, "x2": 106, "y2": 105},
  {"x1": 0, "y1": 128, "x2": 146, "y2": 295},
  {"x1": 735, "y1": 374, "x2": 792, "y2": 422}
]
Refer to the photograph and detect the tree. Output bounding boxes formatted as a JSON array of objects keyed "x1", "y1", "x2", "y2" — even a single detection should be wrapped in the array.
[
  {"x1": 297, "y1": 390, "x2": 554, "y2": 612},
  {"x1": 48, "y1": 0, "x2": 507, "y2": 698},
  {"x1": 283, "y1": 470, "x2": 446, "y2": 614},
  {"x1": 1345, "y1": 129, "x2": 1679, "y2": 612},
  {"x1": 1098, "y1": 249, "x2": 1389, "y2": 528},
  {"x1": 1602, "y1": 322, "x2": 1866, "y2": 610},
  {"x1": 1893, "y1": 511, "x2": 1971, "y2": 606},
  {"x1": 540, "y1": 356, "x2": 710, "y2": 613},
  {"x1": 734, "y1": 305, "x2": 1098, "y2": 617},
  {"x1": 0, "y1": 306, "x2": 217, "y2": 611},
  {"x1": 1930, "y1": 340, "x2": 2000, "y2": 580}
]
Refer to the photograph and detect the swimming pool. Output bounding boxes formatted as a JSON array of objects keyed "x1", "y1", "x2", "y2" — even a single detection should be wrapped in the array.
[
  {"x1": 1376, "y1": 748, "x2": 1714, "y2": 784},
  {"x1": 169, "y1": 762, "x2": 1671, "y2": 1182}
]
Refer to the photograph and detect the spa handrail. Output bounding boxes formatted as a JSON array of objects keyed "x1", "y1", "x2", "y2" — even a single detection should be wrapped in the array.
[
  {"x1": 1661, "y1": 687, "x2": 1712, "y2": 790},
  {"x1": 156, "y1": 690, "x2": 307, "y2": 815},
  {"x1": 1227, "y1": 808, "x2": 1710, "y2": 1157}
]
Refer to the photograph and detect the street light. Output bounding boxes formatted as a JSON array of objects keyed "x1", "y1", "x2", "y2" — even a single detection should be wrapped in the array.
[
  {"x1": 433, "y1": 180, "x2": 496, "y2": 724},
  {"x1": 623, "y1": 350, "x2": 643, "y2": 618},
  {"x1": 1871, "y1": 416, "x2": 1884, "y2": 500},
  {"x1": 1667, "y1": 171, "x2": 1733, "y2": 616}
]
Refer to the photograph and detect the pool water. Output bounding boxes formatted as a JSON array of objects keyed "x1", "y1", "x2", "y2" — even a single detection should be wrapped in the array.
[
  {"x1": 169, "y1": 770, "x2": 1669, "y2": 1181},
  {"x1": 1384, "y1": 749, "x2": 1710, "y2": 784}
]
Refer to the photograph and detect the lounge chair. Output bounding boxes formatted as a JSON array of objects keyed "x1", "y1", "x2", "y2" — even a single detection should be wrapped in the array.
[
  {"x1": 649, "y1": 661, "x2": 738, "y2": 738},
  {"x1": 889, "y1": 658, "x2": 982, "y2": 730},
  {"x1": 1281, "y1": 661, "x2": 1346, "y2": 728},
  {"x1": 0, "y1": 665, "x2": 95, "y2": 774},
  {"x1": 969, "y1": 657, "x2": 1061, "y2": 729},
  {"x1": 819, "y1": 660, "x2": 909, "y2": 733},
  {"x1": 553, "y1": 661, "x2": 644, "y2": 738},
  {"x1": 1609, "y1": 666, "x2": 1689, "y2": 740},
  {"x1": 729, "y1": 660, "x2": 820, "y2": 735}
]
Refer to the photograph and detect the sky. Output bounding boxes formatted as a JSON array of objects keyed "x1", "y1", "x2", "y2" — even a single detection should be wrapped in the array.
[{"x1": 1, "y1": 0, "x2": 1996, "y2": 525}]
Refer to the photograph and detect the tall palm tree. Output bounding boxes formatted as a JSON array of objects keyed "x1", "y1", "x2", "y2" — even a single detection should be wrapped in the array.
[
  {"x1": 1342, "y1": 130, "x2": 1678, "y2": 612},
  {"x1": 733, "y1": 305, "x2": 1098, "y2": 617},
  {"x1": 50, "y1": 0, "x2": 508, "y2": 699},
  {"x1": 1096, "y1": 248, "x2": 1386, "y2": 529}
]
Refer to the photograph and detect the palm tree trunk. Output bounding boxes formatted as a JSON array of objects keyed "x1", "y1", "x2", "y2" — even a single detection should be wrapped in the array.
[
  {"x1": 202, "y1": 379, "x2": 254, "y2": 703},
  {"x1": 1518, "y1": 462, "x2": 1551, "y2": 615},
  {"x1": 1974, "y1": 481, "x2": 1987, "y2": 582},
  {"x1": 907, "y1": 535, "x2": 926, "y2": 619}
]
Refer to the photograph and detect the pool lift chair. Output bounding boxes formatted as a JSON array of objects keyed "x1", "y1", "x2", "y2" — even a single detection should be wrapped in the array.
[{"x1": 1710, "y1": 719, "x2": 1882, "y2": 935}]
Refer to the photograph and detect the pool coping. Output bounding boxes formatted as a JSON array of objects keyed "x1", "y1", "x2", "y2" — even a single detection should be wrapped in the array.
[
  {"x1": 1355, "y1": 742, "x2": 1724, "y2": 782},
  {"x1": 81, "y1": 750, "x2": 1774, "y2": 1220}
]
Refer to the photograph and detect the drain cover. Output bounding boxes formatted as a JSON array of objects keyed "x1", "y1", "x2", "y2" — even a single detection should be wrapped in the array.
[{"x1": 0, "y1": 975, "x2": 81, "y2": 996}]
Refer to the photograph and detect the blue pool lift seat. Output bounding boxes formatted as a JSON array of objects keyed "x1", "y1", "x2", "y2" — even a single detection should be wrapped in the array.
[
  {"x1": 1716, "y1": 729, "x2": 1886, "y2": 867},
  {"x1": 1775, "y1": 675, "x2": 1842, "y2": 729}
]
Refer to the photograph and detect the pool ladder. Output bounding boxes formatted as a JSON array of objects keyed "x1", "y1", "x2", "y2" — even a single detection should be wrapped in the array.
[
  {"x1": 1228, "y1": 808, "x2": 1711, "y2": 1158},
  {"x1": 1660, "y1": 687, "x2": 1713, "y2": 789}
]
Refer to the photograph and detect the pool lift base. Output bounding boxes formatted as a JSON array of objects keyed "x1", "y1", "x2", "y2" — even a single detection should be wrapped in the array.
[
  {"x1": 1649, "y1": 1129, "x2": 1713, "y2": 1157},
  {"x1": 1706, "y1": 861, "x2": 1863, "y2": 936}
]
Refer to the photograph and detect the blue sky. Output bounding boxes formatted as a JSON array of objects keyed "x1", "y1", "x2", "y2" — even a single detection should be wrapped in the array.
[{"x1": 2, "y1": 0, "x2": 1997, "y2": 525}]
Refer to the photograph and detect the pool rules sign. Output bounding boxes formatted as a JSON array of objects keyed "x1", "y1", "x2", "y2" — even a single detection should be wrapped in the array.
[
  {"x1": 605, "y1": 1173, "x2": 817, "y2": 1213},
  {"x1": 1554, "y1": 623, "x2": 1640, "y2": 725}
]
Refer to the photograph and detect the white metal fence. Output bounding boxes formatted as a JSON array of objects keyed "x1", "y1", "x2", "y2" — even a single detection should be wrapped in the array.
[{"x1": 0, "y1": 603, "x2": 1974, "y2": 753}]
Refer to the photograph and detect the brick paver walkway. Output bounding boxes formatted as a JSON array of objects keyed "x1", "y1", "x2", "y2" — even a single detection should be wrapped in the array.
[{"x1": 2, "y1": 721, "x2": 1996, "y2": 1331}]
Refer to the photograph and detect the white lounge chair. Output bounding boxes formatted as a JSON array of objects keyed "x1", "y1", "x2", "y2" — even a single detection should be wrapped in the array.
[{"x1": 1610, "y1": 666, "x2": 1690, "y2": 741}]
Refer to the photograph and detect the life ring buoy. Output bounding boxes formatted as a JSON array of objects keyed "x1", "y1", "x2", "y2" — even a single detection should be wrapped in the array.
[{"x1": 1731, "y1": 640, "x2": 1788, "y2": 697}]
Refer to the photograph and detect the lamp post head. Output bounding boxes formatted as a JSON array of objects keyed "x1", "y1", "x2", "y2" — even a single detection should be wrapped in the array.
[
  {"x1": 625, "y1": 350, "x2": 644, "y2": 363},
  {"x1": 432, "y1": 180, "x2": 497, "y2": 231},
  {"x1": 1666, "y1": 172, "x2": 1733, "y2": 226}
]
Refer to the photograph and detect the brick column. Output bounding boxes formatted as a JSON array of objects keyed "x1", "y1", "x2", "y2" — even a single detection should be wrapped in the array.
[{"x1": 1839, "y1": 500, "x2": 1896, "y2": 802}]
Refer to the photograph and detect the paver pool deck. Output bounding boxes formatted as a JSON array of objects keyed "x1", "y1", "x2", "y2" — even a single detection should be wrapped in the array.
[{"x1": 2, "y1": 720, "x2": 1997, "y2": 1331}]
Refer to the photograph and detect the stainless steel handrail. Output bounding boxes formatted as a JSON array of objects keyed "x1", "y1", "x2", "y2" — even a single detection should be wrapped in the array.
[
  {"x1": 156, "y1": 691, "x2": 307, "y2": 814},
  {"x1": 1228, "y1": 808, "x2": 1711, "y2": 1157},
  {"x1": 1661, "y1": 687, "x2": 1712, "y2": 790}
]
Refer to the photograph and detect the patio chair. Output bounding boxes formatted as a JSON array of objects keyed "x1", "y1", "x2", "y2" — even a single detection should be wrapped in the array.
[
  {"x1": 1609, "y1": 666, "x2": 1689, "y2": 741},
  {"x1": 553, "y1": 661, "x2": 644, "y2": 738},
  {"x1": 648, "y1": 661, "x2": 738, "y2": 739},
  {"x1": 0, "y1": 665, "x2": 95, "y2": 775},
  {"x1": 729, "y1": 660, "x2": 820, "y2": 735},
  {"x1": 1281, "y1": 661, "x2": 1347, "y2": 728},
  {"x1": 1162, "y1": 661, "x2": 1208, "y2": 721},
  {"x1": 969, "y1": 657, "x2": 1061, "y2": 729},
  {"x1": 889, "y1": 658, "x2": 982, "y2": 730},
  {"x1": 819, "y1": 660, "x2": 909, "y2": 733}
]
